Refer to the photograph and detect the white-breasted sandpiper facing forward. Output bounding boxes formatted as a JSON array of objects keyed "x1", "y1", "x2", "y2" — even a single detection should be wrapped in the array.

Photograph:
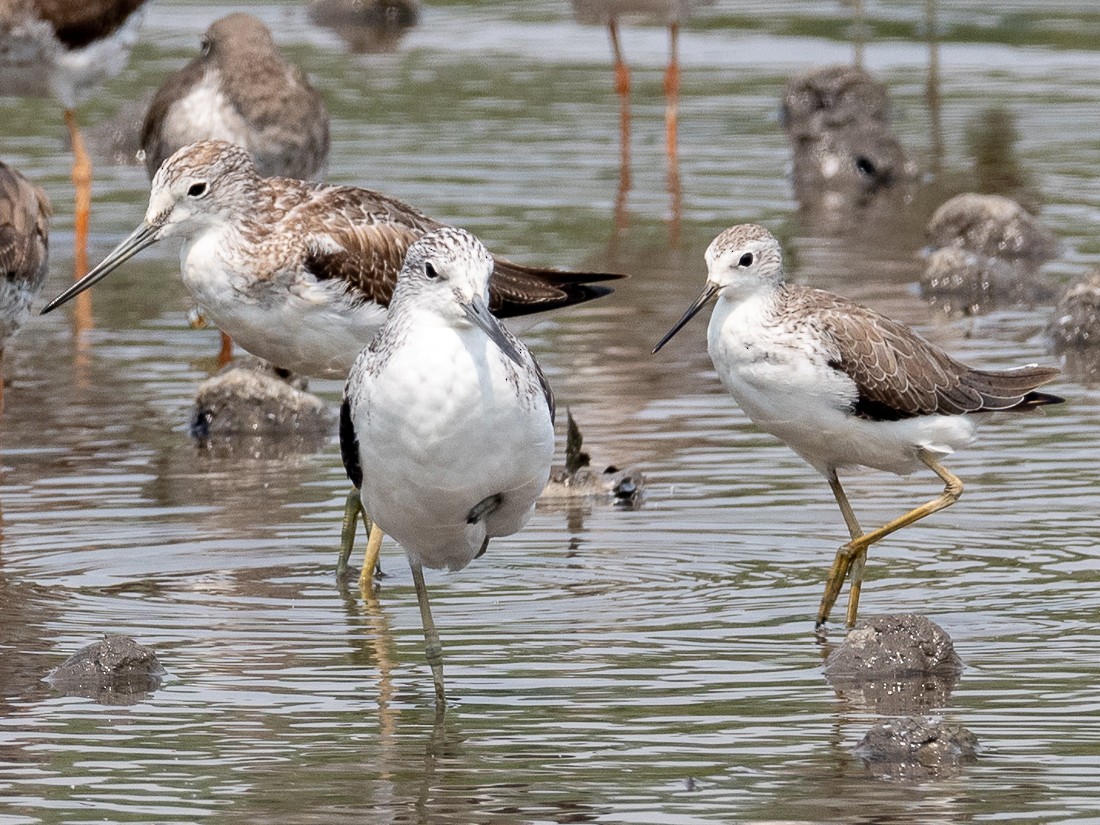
[
  {"x1": 41, "y1": 140, "x2": 622, "y2": 581},
  {"x1": 0, "y1": 160, "x2": 50, "y2": 413},
  {"x1": 653, "y1": 223, "x2": 1062, "y2": 629},
  {"x1": 140, "y1": 12, "x2": 331, "y2": 364},
  {"x1": 342, "y1": 227, "x2": 556, "y2": 707},
  {"x1": 1, "y1": 0, "x2": 146, "y2": 278},
  {"x1": 141, "y1": 13, "x2": 330, "y2": 181}
]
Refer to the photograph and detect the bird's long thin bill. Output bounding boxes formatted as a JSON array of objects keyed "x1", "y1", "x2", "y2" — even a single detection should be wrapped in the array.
[
  {"x1": 652, "y1": 283, "x2": 719, "y2": 353},
  {"x1": 463, "y1": 297, "x2": 524, "y2": 366},
  {"x1": 41, "y1": 222, "x2": 160, "y2": 314}
]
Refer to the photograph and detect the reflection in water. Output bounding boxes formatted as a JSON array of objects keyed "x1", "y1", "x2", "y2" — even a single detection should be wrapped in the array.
[
  {"x1": 925, "y1": 0, "x2": 944, "y2": 177},
  {"x1": 965, "y1": 107, "x2": 1040, "y2": 212},
  {"x1": 1049, "y1": 269, "x2": 1100, "y2": 385},
  {"x1": 782, "y1": 63, "x2": 918, "y2": 236},
  {"x1": 570, "y1": 1, "x2": 713, "y2": 245},
  {"x1": 920, "y1": 192, "x2": 1059, "y2": 316}
]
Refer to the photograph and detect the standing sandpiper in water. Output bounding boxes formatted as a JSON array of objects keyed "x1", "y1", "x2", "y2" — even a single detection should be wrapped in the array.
[
  {"x1": 653, "y1": 224, "x2": 1062, "y2": 629},
  {"x1": 342, "y1": 227, "x2": 556, "y2": 706},
  {"x1": 141, "y1": 13, "x2": 330, "y2": 181},
  {"x1": 140, "y1": 12, "x2": 331, "y2": 365},
  {"x1": 0, "y1": 160, "x2": 50, "y2": 414},
  {"x1": 40, "y1": 140, "x2": 621, "y2": 582}
]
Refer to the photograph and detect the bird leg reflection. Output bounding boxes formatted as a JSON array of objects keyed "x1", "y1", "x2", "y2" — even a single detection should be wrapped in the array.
[
  {"x1": 64, "y1": 109, "x2": 91, "y2": 281},
  {"x1": 409, "y1": 559, "x2": 446, "y2": 708},
  {"x1": 217, "y1": 331, "x2": 234, "y2": 367},
  {"x1": 64, "y1": 109, "x2": 94, "y2": 343},
  {"x1": 608, "y1": 18, "x2": 632, "y2": 237},
  {"x1": 663, "y1": 23, "x2": 683, "y2": 245},
  {"x1": 817, "y1": 451, "x2": 963, "y2": 629},
  {"x1": 664, "y1": 22, "x2": 680, "y2": 174}
]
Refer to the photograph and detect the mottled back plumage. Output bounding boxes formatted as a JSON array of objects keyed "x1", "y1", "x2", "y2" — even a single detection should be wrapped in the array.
[
  {"x1": 147, "y1": 141, "x2": 620, "y2": 318},
  {"x1": 0, "y1": 160, "x2": 50, "y2": 343},
  {"x1": 780, "y1": 285, "x2": 1062, "y2": 421}
]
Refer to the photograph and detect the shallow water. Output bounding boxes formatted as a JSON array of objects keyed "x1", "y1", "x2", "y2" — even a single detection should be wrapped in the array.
[{"x1": 2, "y1": 1, "x2": 1099, "y2": 822}]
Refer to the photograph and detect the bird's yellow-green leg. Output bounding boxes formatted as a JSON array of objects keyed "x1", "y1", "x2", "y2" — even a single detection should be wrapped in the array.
[
  {"x1": 827, "y1": 472, "x2": 866, "y2": 629},
  {"x1": 359, "y1": 523, "x2": 384, "y2": 592},
  {"x1": 336, "y1": 487, "x2": 373, "y2": 578},
  {"x1": 409, "y1": 559, "x2": 446, "y2": 708},
  {"x1": 817, "y1": 452, "x2": 964, "y2": 628}
]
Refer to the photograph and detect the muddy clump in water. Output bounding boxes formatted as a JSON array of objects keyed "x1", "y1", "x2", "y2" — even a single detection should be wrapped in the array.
[
  {"x1": 46, "y1": 635, "x2": 165, "y2": 705},
  {"x1": 824, "y1": 613, "x2": 963, "y2": 714},
  {"x1": 855, "y1": 716, "x2": 978, "y2": 782},
  {"x1": 190, "y1": 356, "x2": 334, "y2": 454}
]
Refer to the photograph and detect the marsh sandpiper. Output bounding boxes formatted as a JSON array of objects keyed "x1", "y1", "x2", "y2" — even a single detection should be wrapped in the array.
[{"x1": 653, "y1": 223, "x2": 1062, "y2": 629}]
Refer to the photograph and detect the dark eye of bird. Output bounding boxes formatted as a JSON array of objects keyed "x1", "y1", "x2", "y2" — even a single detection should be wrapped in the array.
[
  {"x1": 425, "y1": 262, "x2": 440, "y2": 279},
  {"x1": 739, "y1": 252, "x2": 754, "y2": 267},
  {"x1": 187, "y1": 182, "x2": 208, "y2": 198}
]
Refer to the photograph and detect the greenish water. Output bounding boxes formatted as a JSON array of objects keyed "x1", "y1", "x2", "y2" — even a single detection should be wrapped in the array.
[{"x1": 1, "y1": 2, "x2": 1099, "y2": 822}]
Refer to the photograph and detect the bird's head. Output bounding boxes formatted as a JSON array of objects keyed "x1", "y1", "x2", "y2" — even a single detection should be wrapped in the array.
[{"x1": 653, "y1": 224, "x2": 785, "y2": 353}]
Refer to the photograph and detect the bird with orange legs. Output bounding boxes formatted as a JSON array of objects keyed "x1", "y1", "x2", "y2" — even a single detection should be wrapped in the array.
[
  {"x1": 1, "y1": 0, "x2": 147, "y2": 294},
  {"x1": 571, "y1": 0, "x2": 713, "y2": 239}
]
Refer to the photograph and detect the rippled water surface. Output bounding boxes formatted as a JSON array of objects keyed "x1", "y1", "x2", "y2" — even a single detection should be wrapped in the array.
[{"x1": 2, "y1": 1, "x2": 1099, "y2": 822}]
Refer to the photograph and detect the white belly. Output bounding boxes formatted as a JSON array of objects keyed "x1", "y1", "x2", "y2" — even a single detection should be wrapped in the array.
[
  {"x1": 181, "y1": 233, "x2": 383, "y2": 378},
  {"x1": 707, "y1": 294, "x2": 976, "y2": 476},
  {"x1": 354, "y1": 323, "x2": 554, "y2": 571}
]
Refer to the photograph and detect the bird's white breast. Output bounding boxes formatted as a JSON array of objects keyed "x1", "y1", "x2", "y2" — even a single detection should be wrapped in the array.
[
  {"x1": 160, "y1": 69, "x2": 252, "y2": 153},
  {"x1": 352, "y1": 311, "x2": 554, "y2": 571},
  {"x1": 180, "y1": 227, "x2": 383, "y2": 378},
  {"x1": 705, "y1": 291, "x2": 975, "y2": 476}
]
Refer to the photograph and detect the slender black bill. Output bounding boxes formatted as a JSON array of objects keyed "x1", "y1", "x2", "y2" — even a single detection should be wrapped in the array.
[
  {"x1": 41, "y1": 222, "x2": 161, "y2": 314},
  {"x1": 463, "y1": 295, "x2": 524, "y2": 366},
  {"x1": 652, "y1": 283, "x2": 720, "y2": 353}
]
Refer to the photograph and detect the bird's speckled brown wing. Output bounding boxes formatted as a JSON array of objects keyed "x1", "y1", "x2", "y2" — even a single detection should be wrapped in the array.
[
  {"x1": 299, "y1": 185, "x2": 624, "y2": 313},
  {"x1": 0, "y1": 162, "x2": 50, "y2": 286},
  {"x1": 299, "y1": 185, "x2": 441, "y2": 306},
  {"x1": 784, "y1": 285, "x2": 1061, "y2": 420}
]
